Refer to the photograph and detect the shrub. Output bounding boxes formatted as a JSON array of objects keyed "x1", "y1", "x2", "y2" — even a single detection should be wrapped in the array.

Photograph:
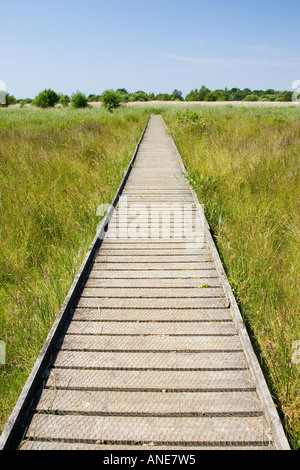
[
  {"x1": 243, "y1": 94, "x2": 259, "y2": 101},
  {"x1": 0, "y1": 93, "x2": 17, "y2": 107},
  {"x1": 116, "y1": 90, "x2": 129, "y2": 103},
  {"x1": 101, "y1": 90, "x2": 121, "y2": 112},
  {"x1": 175, "y1": 109, "x2": 207, "y2": 134},
  {"x1": 17, "y1": 98, "x2": 32, "y2": 105},
  {"x1": 33, "y1": 89, "x2": 59, "y2": 108},
  {"x1": 6, "y1": 94, "x2": 17, "y2": 106},
  {"x1": 70, "y1": 91, "x2": 88, "y2": 108},
  {"x1": 59, "y1": 94, "x2": 70, "y2": 107},
  {"x1": 88, "y1": 94, "x2": 102, "y2": 102},
  {"x1": 129, "y1": 91, "x2": 149, "y2": 102},
  {"x1": 17, "y1": 98, "x2": 32, "y2": 108},
  {"x1": 176, "y1": 108, "x2": 205, "y2": 124},
  {"x1": 261, "y1": 94, "x2": 276, "y2": 102},
  {"x1": 156, "y1": 93, "x2": 172, "y2": 101},
  {"x1": 116, "y1": 88, "x2": 129, "y2": 95},
  {"x1": 275, "y1": 91, "x2": 292, "y2": 102}
]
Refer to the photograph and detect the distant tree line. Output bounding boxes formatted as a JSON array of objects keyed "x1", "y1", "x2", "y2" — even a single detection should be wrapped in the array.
[
  {"x1": 0, "y1": 86, "x2": 293, "y2": 109},
  {"x1": 185, "y1": 86, "x2": 293, "y2": 102},
  {"x1": 87, "y1": 86, "x2": 293, "y2": 106}
]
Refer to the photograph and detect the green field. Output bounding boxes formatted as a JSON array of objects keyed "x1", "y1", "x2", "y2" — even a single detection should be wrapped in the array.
[
  {"x1": 0, "y1": 104, "x2": 299, "y2": 448},
  {"x1": 163, "y1": 105, "x2": 300, "y2": 448}
]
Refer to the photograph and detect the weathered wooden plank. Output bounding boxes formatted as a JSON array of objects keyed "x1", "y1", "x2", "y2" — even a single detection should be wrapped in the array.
[
  {"x1": 71, "y1": 308, "x2": 232, "y2": 322},
  {"x1": 80, "y1": 287, "x2": 224, "y2": 298},
  {"x1": 53, "y1": 350, "x2": 247, "y2": 370},
  {"x1": 36, "y1": 389, "x2": 263, "y2": 415},
  {"x1": 95, "y1": 255, "x2": 211, "y2": 263},
  {"x1": 77, "y1": 297, "x2": 228, "y2": 309},
  {"x1": 85, "y1": 278, "x2": 221, "y2": 288},
  {"x1": 92, "y1": 262, "x2": 216, "y2": 270},
  {"x1": 60, "y1": 334, "x2": 241, "y2": 352},
  {"x1": 88, "y1": 269, "x2": 218, "y2": 279},
  {"x1": 65, "y1": 321, "x2": 235, "y2": 336},
  {"x1": 46, "y1": 369, "x2": 254, "y2": 391},
  {"x1": 25, "y1": 414, "x2": 272, "y2": 445}
]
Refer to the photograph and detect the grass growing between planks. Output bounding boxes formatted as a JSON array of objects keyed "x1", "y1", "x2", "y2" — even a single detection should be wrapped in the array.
[
  {"x1": 164, "y1": 105, "x2": 300, "y2": 449},
  {"x1": 0, "y1": 106, "x2": 150, "y2": 433}
]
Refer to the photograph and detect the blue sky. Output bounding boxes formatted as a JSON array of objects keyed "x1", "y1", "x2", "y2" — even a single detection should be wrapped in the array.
[{"x1": 1, "y1": 0, "x2": 300, "y2": 98}]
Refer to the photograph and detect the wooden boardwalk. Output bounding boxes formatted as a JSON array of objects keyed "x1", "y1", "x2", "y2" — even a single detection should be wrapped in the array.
[{"x1": 1, "y1": 115, "x2": 289, "y2": 450}]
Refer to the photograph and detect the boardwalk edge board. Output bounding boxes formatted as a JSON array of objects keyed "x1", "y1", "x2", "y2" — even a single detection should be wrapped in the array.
[
  {"x1": 161, "y1": 118, "x2": 290, "y2": 451},
  {"x1": 0, "y1": 119, "x2": 150, "y2": 451}
]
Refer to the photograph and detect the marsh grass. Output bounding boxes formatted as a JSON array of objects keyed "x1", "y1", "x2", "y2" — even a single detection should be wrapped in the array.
[
  {"x1": 0, "y1": 106, "x2": 150, "y2": 431},
  {"x1": 164, "y1": 105, "x2": 300, "y2": 448}
]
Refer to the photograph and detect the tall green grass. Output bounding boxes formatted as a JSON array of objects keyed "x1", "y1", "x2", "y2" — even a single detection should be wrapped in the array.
[
  {"x1": 0, "y1": 106, "x2": 150, "y2": 432},
  {"x1": 164, "y1": 105, "x2": 300, "y2": 448}
]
